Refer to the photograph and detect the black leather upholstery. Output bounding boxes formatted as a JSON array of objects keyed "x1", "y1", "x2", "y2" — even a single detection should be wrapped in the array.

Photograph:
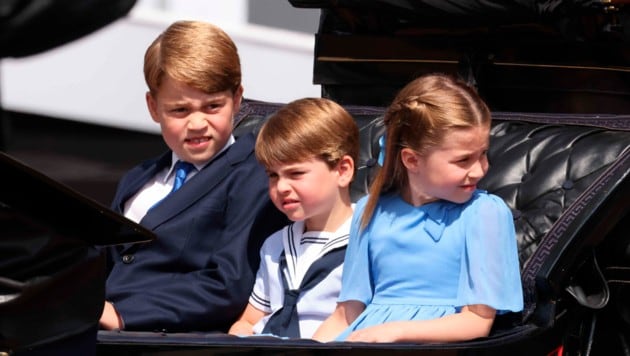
[
  {"x1": 97, "y1": 100, "x2": 629, "y2": 352},
  {"x1": 234, "y1": 99, "x2": 630, "y2": 325}
]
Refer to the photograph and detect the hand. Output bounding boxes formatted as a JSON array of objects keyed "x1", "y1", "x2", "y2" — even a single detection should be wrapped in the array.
[
  {"x1": 346, "y1": 305, "x2": 496, "y2": 343},
  {"x1": 228, "y1": 303, "x2": 265, "y2": 336},
  {"x1": 99, "y1": 301, "x2": 122, "y2": 330},
  {"x1": 228, "y1": 321, "x2": 254, "y2": 336},
  {"x1": 345, "y1": 322, "x2": 404, "y2": 343}
]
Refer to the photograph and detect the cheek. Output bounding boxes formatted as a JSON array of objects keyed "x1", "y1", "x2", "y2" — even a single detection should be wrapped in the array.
[
  {"x1": 481, "y1": 159, "x2": 490, "y2": 173},
  {"x1": 303, "y1": 177, "x2": 333, "y2": 202},
  {"x1": 267, "y1": 180, "x2": 277, "y2": 195},
  {"x1": 267, "y1": 181, "x2": 286, "y2": 201},
  {"x1": 268, "y1": 188, "x2": 286, "y2": 211},
  {"x1": 215, "y1": 117, "x2": 232, "y2": 130},
  {"x1": 210, "y1": 110, "x2": 234, "y2": 132},
  {"x1": 160, "y1": 121, "x2": 180, "y2": 139}
]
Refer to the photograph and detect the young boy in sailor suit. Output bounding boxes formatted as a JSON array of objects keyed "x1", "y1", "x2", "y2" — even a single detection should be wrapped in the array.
[{"x1": 228, "y1": 98, "x2": 359, "y2": 339}]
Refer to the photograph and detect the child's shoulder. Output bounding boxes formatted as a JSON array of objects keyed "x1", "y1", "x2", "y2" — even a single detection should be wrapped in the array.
[
  {"x1": 118, "y1": 152, "x2": 168, "y2": 181},
  {"x1": 355, "y1": 195, "x2": 370, "y2": 210},
  {"x1": 463, "y1": 190, "x2": 513, "y2": 217},
  {"x1": 259, "y1": 221, "x2": 302, "y2": 253},
  {"x1": 355, "y1": 192, "x2": 398, "y2": 206},
  {"x1": 261, "y1": 224, "x2": 287, "y2": 245},
  {"x1": 469, "y1": 189, "x2": 509, "y2": 205}
]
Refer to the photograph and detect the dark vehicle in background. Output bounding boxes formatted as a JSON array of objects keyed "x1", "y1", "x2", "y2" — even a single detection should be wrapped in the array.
[{"x1": 2, "y1": 1, "x2": 630, "y2": 355}]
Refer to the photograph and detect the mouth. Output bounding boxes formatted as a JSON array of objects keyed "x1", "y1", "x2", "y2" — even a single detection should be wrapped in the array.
[
  {"x1": 185, "y1": 137, "x2": 210, "y2": 145},
  {"x1": 281, "y1": 198, "x2": 300, "y2": 208}
]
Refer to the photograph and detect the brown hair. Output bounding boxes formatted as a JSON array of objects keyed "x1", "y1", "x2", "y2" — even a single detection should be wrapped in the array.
[
  {"x1": 144, "y1": 20, "x2": 241, "y2": 95},
  {"x1": 255, "y1": 98, "x2": 359, "y2": 171},
  {"x1": 361, "y1": 73, "x2": 491, "y2": 228}
]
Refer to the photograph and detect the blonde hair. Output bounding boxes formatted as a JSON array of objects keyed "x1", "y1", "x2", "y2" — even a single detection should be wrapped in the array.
[
  {"x1": 144, "y1": 20, "x2": 241, "y2": 95},
  {"x1": 361, "y1": 73, "x2": 491, "y2": 228},
  {"x1": 255, "y1": 98, "x2": 359, "y2": 170}
]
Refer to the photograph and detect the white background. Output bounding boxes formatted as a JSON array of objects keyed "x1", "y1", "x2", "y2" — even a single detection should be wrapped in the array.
[{"x1": 0, "y1": 0, "x2": 321, "y2": 133}]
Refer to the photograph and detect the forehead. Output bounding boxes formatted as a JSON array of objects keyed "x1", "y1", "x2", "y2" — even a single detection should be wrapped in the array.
[
  {"x1": 436, "y1": 126, "x2": 490, "y2": 151},
  {"x1": 266, "y1": 156, "x2": 323, "y2": 171},
  {"x1": 155, "y1": 76, "x2": 231, "y2": 102}
]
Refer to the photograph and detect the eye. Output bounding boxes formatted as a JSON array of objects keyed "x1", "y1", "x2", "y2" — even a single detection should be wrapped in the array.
[
  {"x1": 205, "y1": 102, "x2": 223, "y2": 112},
  {"x1": 169, "y1": 107, "x2": 188, "y2": 115},
  {"x1": 290, "y1": 170, "x2": 306, "y2": 178},
  {"x1": 266, "y1": 171, "x2": 278, "y2": 179}
]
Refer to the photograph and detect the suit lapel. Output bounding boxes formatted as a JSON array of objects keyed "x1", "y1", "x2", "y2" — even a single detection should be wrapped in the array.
[
  {"x1": 114, "y1": 153, "x2": 171, "y2": 213},
  {"x1": 116, "y1": 153, "x2": 171, "y2": 254},
  {"x1": 139, "y1": 133, "x2": 256, "y2": 231}
]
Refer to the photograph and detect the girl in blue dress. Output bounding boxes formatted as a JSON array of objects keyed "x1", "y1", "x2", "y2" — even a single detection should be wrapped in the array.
[{"x1": 313, "y1": 73, "x2": 523, "y2": 343}]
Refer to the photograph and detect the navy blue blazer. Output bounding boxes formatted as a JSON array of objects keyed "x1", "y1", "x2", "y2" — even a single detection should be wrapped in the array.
[{"x1": 105, "y1": 133, "x2": 287, "y2": 332}]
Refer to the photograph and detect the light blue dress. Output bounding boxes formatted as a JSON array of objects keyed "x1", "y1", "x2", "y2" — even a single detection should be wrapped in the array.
[{"x1": 336, "y1": 190, "x2": 523, "y2": 341}]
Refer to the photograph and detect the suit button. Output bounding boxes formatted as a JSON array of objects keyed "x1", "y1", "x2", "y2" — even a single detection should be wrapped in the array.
[{"x1": 122, "y1": 254, "x2": 135, "y2": 264}]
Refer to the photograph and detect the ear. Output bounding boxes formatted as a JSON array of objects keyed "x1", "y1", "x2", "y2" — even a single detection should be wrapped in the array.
[
  {"x1": 336, "y1": 155, "x2": 355, "y2": 188},
  {"x1": 146, "y1": 91, "x2": 160, "y2": 123},
  {"x1": 401, "y1": 148, "x2": 420, "y2": 173},
  {"x1": 232, "y1": 85, "x2": 244, "y2": 112}
]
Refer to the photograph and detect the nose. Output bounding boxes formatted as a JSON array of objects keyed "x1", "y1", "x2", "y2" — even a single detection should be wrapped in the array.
[
  {"x1": 187, "y1": 112, "x2": 208, "y2": 131},
  {"x1": 275, "y1": 176, "x2": 291, "y2": 194},
  {"x1": 469, "y1": 158, "x2": 488, "y2": 180}
]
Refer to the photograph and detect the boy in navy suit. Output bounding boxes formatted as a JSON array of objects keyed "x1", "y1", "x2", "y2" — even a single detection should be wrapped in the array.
[{"x1": 99, "y1": 20, "x2": 286, "y2": 332}]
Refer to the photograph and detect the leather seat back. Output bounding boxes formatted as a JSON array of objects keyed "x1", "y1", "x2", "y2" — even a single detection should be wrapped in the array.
[{"x1": 235, "y1": 99, "x2": 630, "y2": 326}]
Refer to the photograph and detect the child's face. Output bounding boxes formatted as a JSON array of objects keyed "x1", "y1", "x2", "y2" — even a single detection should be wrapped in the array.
[
  {"x1": 402, "y1": 125, "x2": 489, "y2": 206},
  {"x1": 146, "y1": 76, "x2": 242, "y2": 165},
  {"x1": 265, "y1": 156, "x2": 353, "y2": 232}
]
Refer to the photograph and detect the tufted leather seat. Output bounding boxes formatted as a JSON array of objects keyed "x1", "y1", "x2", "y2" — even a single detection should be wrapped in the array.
[
  {"x1": 234, "y1": 99, "x2": 630, "y2": 330},
  {"x1": 97, "y1": 99, "x2": 630, "y2": 353}
]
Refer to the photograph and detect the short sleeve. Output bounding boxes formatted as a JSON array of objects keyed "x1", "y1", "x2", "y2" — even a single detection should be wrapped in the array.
[
  {"x1": 458, "y1": 193, "x2": 524, "y2": 314},
  {"x1": 338, "y1": 197, "x2": 373, "y2": 305},
  {"x1": 249, "y1": 234, "x2": 277, "y2": 313}
]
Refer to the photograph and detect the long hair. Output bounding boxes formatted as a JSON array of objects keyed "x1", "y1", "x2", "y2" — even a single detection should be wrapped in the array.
[{"x1": 360, "y1": 73, "x2": 491, "y2": 228}]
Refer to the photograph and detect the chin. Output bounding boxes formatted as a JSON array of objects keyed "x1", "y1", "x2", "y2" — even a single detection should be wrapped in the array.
[{"x1": 448, "y1": 193, "x2": 474, "y2": 204}]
